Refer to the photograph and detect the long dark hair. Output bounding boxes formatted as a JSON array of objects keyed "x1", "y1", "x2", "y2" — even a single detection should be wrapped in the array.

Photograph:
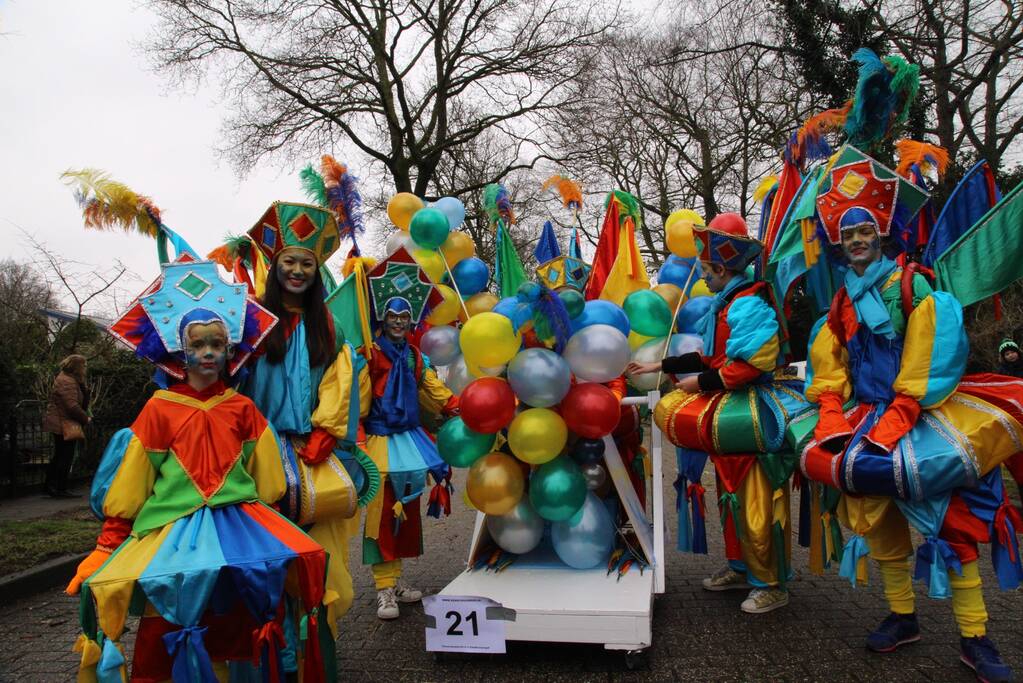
[{"x1": 260, "y1": 253, "x2": 334, "y2": 367}]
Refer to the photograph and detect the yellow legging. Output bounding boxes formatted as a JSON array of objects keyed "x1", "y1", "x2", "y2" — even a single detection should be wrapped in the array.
[{"x1": 372, "y1": 559, "x2": 402, "y2": 590}]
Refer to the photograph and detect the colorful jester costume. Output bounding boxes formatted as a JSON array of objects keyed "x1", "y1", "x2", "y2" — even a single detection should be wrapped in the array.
[
  {"x1": 361, "y1": 250, "x2": 458, "y2": 591},
  {"x1": 653, "y1": 214, "x2": 809, "y2": 605},
  {"x1": 793, "y1": 146, "x2": 1023, "y2": 665},
  {"x1": 239, "y1": 201, "x2": 376, "y2": 637},
  {"x1": 72, "y1": 261, "x2": 333, "y2": 682}
]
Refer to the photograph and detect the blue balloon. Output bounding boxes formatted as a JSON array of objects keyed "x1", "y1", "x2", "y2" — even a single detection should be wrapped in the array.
[
  {"x1": 658, "y1": 255, "x2": 700, "y2": 291},
  {"x1": 434, "y1": 196, "x2": 466, "y2": 229},
  {"x1": 677, "y1": 296, "x2": 713, "y2": 334},
  {"x1": 452, "y1": 257, "x2": 490, "y2": 296},
  {"x1": 551, "y1": 493, "x2": 616, "y2": 569},
  {"x1": 571, "y1": 300, "x2": 630, "y2": 336},
  {"x1": 493, "y1": 296, "x2": 533, "y2": 331}
]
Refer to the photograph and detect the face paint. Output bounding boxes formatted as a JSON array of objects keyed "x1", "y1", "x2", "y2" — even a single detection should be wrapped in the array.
[
  {"x1": 384, "y1": 310, "x2": 412, "y2": 343},
  {"x1": 276, "y1": 247, "x2": 317, "y2": 295},
  {"x1": 841, "y1": 224, "x2": 882, "y2": 271},
  {"x1": 183, "y1": 322, "x2": 229, "y2": 381},
  {"x1": 701, "y1": 262, "x2": 730, "y2": 294}
]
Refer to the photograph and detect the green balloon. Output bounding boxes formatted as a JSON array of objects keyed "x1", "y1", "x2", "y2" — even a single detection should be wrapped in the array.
[
  {"x1": 409, "y1": 207, "x2": 451, "y2": 250},
  {"x1": 558, "y1": 289, "x2": 586, "y2": 319},
  {"x1": 529, "y1": 455, "x2": 587, "y2": 521},
  {"x1": 623, "y1": 289, "x2": 673, "y2": 337},
  {"x1": 437, "y1": 417, "x2": 495, "y2": 468}
]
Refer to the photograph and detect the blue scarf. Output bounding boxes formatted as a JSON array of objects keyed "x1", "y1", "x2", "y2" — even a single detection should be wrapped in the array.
[
  {"x1": 364, "y1": 335, "x2": 420, "y2": 435},
  {"x1": 699, "y1": 274, "x2": 750, "y2": 355},
  {"x1": 844, "y1": 256, "x2": 898, "y2": 339}
]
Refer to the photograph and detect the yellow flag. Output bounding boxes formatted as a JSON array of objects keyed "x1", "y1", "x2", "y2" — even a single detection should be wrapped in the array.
[{"x1": 599, "y1": 217, "x2": 650, "y2": 305}]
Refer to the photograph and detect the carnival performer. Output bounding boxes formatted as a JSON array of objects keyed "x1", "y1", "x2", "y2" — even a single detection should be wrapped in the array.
[
  {"x1": 635, "y1": 212, "x2": 808, "y2": 614},
  {"x1": 798, "y1": 146, "x2": 1023, "y2": 682},
  {"x1": 361, "y1": 282, "x2": 459, "y2": 619},
  {"x1": 238, "y1": 201, "x2": 375, "y2": 651},
  {"x1": 65, "y1": 260, "x2": 332, "y2": 682}
]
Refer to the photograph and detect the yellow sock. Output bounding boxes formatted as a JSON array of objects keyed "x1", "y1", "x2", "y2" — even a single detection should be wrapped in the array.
[
  {"x1": 950, "y1": 561, "x2": 987, "y2": 638},
  {"x1": 878, "y1": 558, "x2": 915, "y2": 614},
  {"x1": 372, "y1": 559, "x2": 402, "y2": 590}
]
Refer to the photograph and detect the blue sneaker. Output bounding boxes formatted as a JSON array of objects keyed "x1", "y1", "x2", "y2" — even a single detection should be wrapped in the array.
[
  {"x1": 960, "y1": 636, "x2": 1014, "y2": 683},
  {"x1": 865, "y1": 612, "x2": 921, "y2": 653}
]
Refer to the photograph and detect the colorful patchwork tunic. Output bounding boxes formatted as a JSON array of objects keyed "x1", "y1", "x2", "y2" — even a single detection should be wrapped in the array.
[
  {"x1": 361, "y1": 337, "x2": 458, "y2": 565},
  {"x1": 796, "y1": 260, "x2": 1023, "y2": 595},
  {"x1": 76, "y1": 381, "x2": 328, "y2": 682},
  {"x1": 654, "y1": 275, "x2": 809, "y2": 587}
]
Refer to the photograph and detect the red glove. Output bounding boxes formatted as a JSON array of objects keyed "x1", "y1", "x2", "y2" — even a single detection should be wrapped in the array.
[
  {"x1": 442, "y1": 395, "x2": 460, "y2": 418},
  {"x1": 814, "y1": 391, "x2": 853, "y2": 448},
  {"x1": 300, "y1": 428, "x2": 336, "y2": 465},
  {"x1": 865, "y1": 393, "x2": 921, "y2": 452}
]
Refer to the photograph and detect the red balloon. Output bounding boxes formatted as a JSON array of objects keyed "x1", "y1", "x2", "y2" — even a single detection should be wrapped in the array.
[
  {"x1": 460, "y1": 377, "x2": 517, "y2": 434},
  {"x1": 560, "y1": 383, "x2": 620, "y2": 439}
]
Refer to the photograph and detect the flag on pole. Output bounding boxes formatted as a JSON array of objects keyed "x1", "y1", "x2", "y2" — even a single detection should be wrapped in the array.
[
  {"x1": 495, "y1": 222, "x2": 528, "y2": 298},
  {"x1": 583, "y1": 195, "x2": 622, "y2": 300},
  {"x1": 598, "y1": 216, "x2": 650, "y2": 305}
]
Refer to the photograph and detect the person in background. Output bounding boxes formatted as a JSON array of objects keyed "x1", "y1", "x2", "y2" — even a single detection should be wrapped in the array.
[
  {"x1": 997, "y1": 338, "x2": 1023, "y2": 377},
  {"x1": 42, "y1": 354, "x2": 90, "y2": 498}
]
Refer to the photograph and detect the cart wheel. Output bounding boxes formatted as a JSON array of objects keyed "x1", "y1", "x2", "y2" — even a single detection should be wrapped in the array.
[{"x1": 624, "y1": 649, "x2": 647, "y2": 670}]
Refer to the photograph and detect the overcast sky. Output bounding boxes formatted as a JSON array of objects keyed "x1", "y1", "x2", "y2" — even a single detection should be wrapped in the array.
[{"x1": 0, "y1": 1, "x2": 310, "y2": 309}]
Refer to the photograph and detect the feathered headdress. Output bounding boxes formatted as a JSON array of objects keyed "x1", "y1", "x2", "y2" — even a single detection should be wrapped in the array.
[
  {"x1": 895, "y1": 140, "x2": 949, "y2": 179},
  {"x1": 300, "y1": 156, "x2": 365, "y2": 243},
  {"x1": 542, "y1": 175, "x2": 583, "y2": 211},
  {"x1": 61, "y1": 168, "x2": 197, "y2": 263},
  {"x1": 483, "y1": 183, "x2": 515, "y2": 226},
  {"x1": 843, "y1": 48, "x2": 920, "y2": 149},
  {"x1": 784, "y1": 104, "x2": 851, "y2": 167},
  {"x1": 752, "y1": 176, "x2": 778, "y2": 205}
]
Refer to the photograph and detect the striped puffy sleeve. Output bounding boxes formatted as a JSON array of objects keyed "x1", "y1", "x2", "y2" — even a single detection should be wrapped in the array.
[
  {"x1": 246, "y1": 414, "x2": 286, "y2": 505},
  {"x1": 418, "y1": 355, "x2": 458, "y2": 417},
  {"x1": 805, "y1": 316, "x2": 854, "y2": 444},
  {"x1": 88, "y1": 424, "x2": 157, "y2": 552},
  {"x1": 311, "y1": 343, "x2": 365, "y2": 443},
  {"x1": 713, "y1": 295, "x2": 780, "y2": 389}
]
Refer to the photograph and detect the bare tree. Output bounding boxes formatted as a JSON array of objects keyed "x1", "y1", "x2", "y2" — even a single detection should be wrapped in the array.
[{"x1": 147, "y1": 0, "x2": 621, "y2": 196}]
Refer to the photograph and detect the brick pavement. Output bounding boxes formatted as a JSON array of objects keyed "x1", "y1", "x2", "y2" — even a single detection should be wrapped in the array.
[{"x1": 1, "y1": 461, "x2": 1020, "y2": 682}]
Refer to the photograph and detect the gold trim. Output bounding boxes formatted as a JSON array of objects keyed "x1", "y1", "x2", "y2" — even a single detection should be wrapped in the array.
[
  {"x1": 154, "y1": 388, "x2": 237, "y2": 412},
  {"x1": 748, "y1": 388, "x2": 766, "y2": 452}
]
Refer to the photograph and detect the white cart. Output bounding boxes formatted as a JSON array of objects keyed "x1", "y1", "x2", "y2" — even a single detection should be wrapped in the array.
[{"x1": 437, "y1": 391, "x2": 667, "y2": 666}]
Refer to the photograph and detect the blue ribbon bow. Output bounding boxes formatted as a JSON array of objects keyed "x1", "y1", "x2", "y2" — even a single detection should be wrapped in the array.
[
  {"x1": 163, "y1": 625, "x2": 218, "y2": 683},
  {"x1": 914, "y1": 536, "x2": 962, "y2": 599},
  {"x1": 838, "y1": 533, "x2": 871, "y2": 587},
  {"x1": 97, "y1": 638, "x2": 126, "y2": 683}
]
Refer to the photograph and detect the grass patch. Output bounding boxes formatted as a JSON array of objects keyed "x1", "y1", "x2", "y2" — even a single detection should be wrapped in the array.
[{"x1": 0, "y1": 508, "x2": 100, "y2": 576}]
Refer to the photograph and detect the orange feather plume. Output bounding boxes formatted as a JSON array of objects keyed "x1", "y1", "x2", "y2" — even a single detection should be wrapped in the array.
[
  {"x1": 320, "y1": 155, "x2": 346, "y2": 187},
  {"x1": 542, "y1": 174, "x2": 583, "y2": 211},
  {"x1": 895, "y1": 140, "x2": 949, "y2": 179}
]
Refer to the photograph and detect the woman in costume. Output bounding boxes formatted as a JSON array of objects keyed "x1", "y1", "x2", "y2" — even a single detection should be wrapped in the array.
[
  {"x1": 635, "y1": 212, "x2": 809, "y2": 614},
  {"x1": 361, "y1": 250, "x2": 459, "y2": 619},
  {"x1": 238, "y1": 201, "x2": 374, "y2": 650},
  {"x1": 797, "y1": 146, "x2": 1023, "y2": 682},
  {"x1": 66, "y1": 260, "x2": 331, "y2": 682}
]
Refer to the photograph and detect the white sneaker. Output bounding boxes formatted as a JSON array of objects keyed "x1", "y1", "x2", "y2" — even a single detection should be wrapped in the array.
[
  {"x1": 393, "y1": 584, "x2": 423, "y2": 603},
  {"x1": 376, "y1": 587, "x2": 399, "y2": 620},
  {"x1": 701, "y1": 566, "x2": 751, "y2": 592},
  {"x1": 740, "y1": 587, "x2": 789, "y2": 614}
]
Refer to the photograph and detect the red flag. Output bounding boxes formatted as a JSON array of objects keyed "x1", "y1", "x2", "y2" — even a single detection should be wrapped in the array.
[
  {"x1": 761, "y1": 160, "x2": 801, "y2": 261},
  {"x1": 583, "y1": 197, "x2": 621, "y2": 300}
]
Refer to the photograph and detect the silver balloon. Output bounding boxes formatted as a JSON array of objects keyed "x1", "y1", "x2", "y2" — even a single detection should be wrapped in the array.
[
  {"x1": 486, "y1": 498, "x2": 545, "y2": 554},
  {"x1": 507, "y1": 348, "x2": 572, "y2": 407},
  {"x1": 551, "y1": 492, "x2": 616, "y2": 569},
  {"x1": 420, "y1": 325, "x2": 461, "y2": 366},
  {"x1": 446, "y1": 355, "x2": 473, "y2": 395},
  {"x1": 627, "y1": 337, "x2": 670, "y2": 391},
  {"x1": 580, "y1": 462, "x2": 608, "y2": 491},
  {"x1": 563, "y1": 324, "x2": 630, "y2": 384},
  {"x1": 668, "y1": 332, "x2": 703, "y2": 357},
  {"x1": 385, "y1": 230, "x2": 415, "y2": 255}
]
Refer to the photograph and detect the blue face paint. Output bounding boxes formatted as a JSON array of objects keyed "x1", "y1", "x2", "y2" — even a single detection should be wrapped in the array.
[{"x1": 183, "y1": 322, "x2": 229, "y2": 380}]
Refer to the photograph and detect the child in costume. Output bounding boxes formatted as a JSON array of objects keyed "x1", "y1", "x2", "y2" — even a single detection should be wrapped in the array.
[
  {"x1": 798, "y1": 146, "x2": 1023, "y2": 682},
  {"x1": 238, "y1": 201, "x2": 374, "y2": 650},
  {"x1": 66, "y1": 260, "x2": 332, "y2": 682},
  {"x1": 636, "y1": 212, "x2": 809, "y2": 614},
  {"x1": 361, "y1": 249, "x2": 459, "y2": 619}
]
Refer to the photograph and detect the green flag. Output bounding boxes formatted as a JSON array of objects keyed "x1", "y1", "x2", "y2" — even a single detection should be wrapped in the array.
[
  {"x1": 935, "y1": 180, "x2": 1023, "y2": 307},
  {"x1": 324, "y1": 274, "x2": 366, "y2": 351},
  {"x1": 495, "y1": 222, "x2": 527, "y2": 298}
]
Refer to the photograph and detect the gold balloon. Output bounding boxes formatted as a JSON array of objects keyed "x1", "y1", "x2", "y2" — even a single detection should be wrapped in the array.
[
  {"x1": 628, "y1": 330, "x2": 654, "y2": 351},
  {"x1": 691, "y1": 279, "x2": 712, "y2": 298},
  {"x1": 387, "y1": 192, "x2": 425, "y2": 231},
  {"x1": 439, "y1": 231, "x2": 476, "y2": 267},
  {"x1": 460, "y1": 311, "x2": 522, "y2": 368},
  {"x1": 466, "y1": 452, "x2": 526, "y2": 515},
  {"x1": 458, "y1": 292, "x2": 500, "y2": 323},
  {"x1": 427, "y1": 284, "x2": 461, "y2": 326},
  {"x1": 413, "y1": 248, "x2": 446, "y2": 283},
  {"x1": 666, "y1": 220, "x2": 698, "y2": 258},
  {"x1": 652, "y1": 283, "x2": 683, "y2": 311},
  {"x1": 462, "y1": 487, "x2": 477, "y2": 510}
]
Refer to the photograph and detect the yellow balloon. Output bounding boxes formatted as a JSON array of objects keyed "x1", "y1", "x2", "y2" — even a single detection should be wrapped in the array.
[
  {"x1": 466, "y1": 452, "x2": 526, "y2": 515},
  {"x1": 413, "y1": 249, "x2": 445, "y2": 283},
  {"x1": 652, "y1": 283, "x2": 683, "y2": 311},
  {"x1": 427, "y1": 284, "x2": 461, "y2": 326},
  {"x1": 508, "y1": 408, "x2": 567, "y2": 465},
  {"x1": 666, "y1": 220, "x2": 698, "y2": 258},
  {"x1": 460, "y1": 311, "x2": 521, "y2": 368},
  {"x1": 458, "y1": 292, "x2": 500, "y2": 323},
  {"x1": 439, "y1": 231, "x2": 476, "y2": 266},
  {"x1": 629, "y1": 330, "x2": 654, "y2": 351},
  {"x1": 690, "y1": 279, "x2": 712, "y2": 298},
  {"x1": 665, "y1": 209, "x2": 705, "y2": 230},
  {"x1": 462, "y1": 487, "x2": 477, "y2": 510},
  {"x1": 387, "y1": 192, "x2": 425, "y2": 231}
]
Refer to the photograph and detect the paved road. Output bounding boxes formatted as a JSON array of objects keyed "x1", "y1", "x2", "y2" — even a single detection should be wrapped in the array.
[{"x1": 1, "y1": 461, "x2": 1020, "y2": 682}]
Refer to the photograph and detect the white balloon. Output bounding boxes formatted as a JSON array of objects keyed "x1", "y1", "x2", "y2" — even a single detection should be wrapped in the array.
[
  {"x1": 668, "y1": 333, "x2": 703, "y2": 357},
  {"x1": 420, "y1": 326, "x2": 461, "y2": 366},
  {"x1": 385, "y1": 230, "x2": 415, "y2": 255},
  {"x1": 563, "y1": 324, "x2": 630, "y2": 383},
  {"x1": 446, "y1": 355, "x2": 473, "y2": 395},
  {"x1": 627, "y1": 337, "x2": 669, "y2": 392}
]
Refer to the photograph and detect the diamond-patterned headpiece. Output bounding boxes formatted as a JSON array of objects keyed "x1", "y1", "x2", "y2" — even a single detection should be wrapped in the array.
[{"x1": 247, "y1": 201, "x2": 341, "y2": 265}]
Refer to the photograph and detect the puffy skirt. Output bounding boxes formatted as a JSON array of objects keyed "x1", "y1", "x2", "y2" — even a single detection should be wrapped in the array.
[
  {"x1": 79, "y1": 502, "x2": 327, "y2": 682},
  {"x1": 794, "y1": 374, "x2": 1023, "y2": 500}
]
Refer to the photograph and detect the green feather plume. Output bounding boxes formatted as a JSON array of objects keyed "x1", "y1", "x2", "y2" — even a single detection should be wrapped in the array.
[{"x1": 300, "y1": 165, "x2": 328, "y2": 207}]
